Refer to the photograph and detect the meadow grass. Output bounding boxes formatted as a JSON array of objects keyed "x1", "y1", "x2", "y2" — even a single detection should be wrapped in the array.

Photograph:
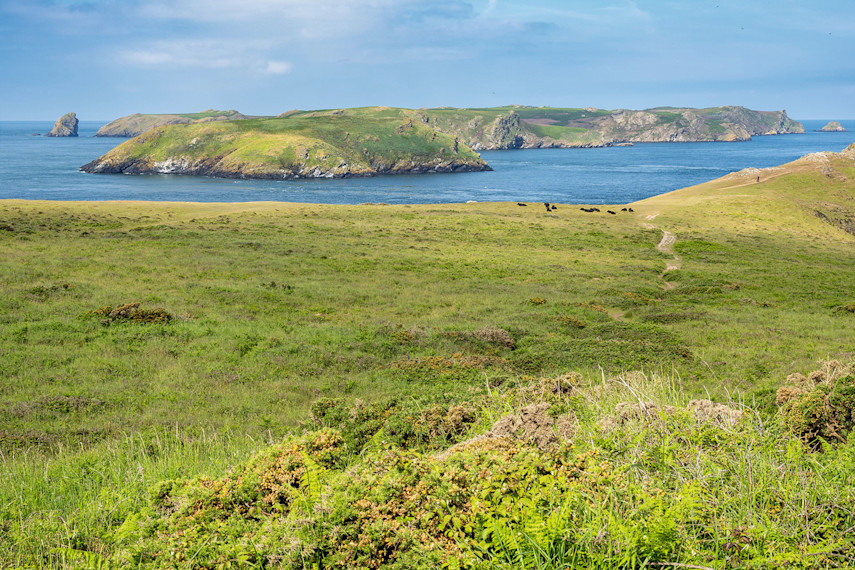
[{"x1": 1, "y1": 149, "x2": 855, "y2": 567}]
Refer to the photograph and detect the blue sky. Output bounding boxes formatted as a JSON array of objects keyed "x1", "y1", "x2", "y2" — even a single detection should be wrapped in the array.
[{"x1": 1, "y1": 0, "x2": 852, "y2": 120}]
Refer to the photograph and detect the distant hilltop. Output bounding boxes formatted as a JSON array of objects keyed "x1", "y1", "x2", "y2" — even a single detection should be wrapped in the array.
[
  {"x1": 81, "y1": 105, "x2": 805, "y2": 181},
  {"x1": 95, "y1": 110, "x2": 248, "y2": 137}
]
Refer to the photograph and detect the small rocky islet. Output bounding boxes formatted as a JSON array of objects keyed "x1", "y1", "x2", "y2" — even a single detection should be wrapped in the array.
[
  {"x1": 45, "y1": 112, "x2": 78, "y2": 137},
  {"x1": 819, "y1": 121, "x2": 847, "y2": 132}
]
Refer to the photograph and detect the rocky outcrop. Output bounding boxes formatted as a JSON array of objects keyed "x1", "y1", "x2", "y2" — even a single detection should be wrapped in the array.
[
  {"x1": 45, "y1": 112, "x2": 78, "y2": 137},
  {"x1": 95, "y1": 110, "x2": 248, "y2": 137},
  {"x1": 82, "y1": 153, "x2": 489, "y2": 179},
  {"x1": 820, "y1": 121, "x2": 847, "y2": 132},
  {"x1": 486, "y1": 111, "x2": 525, "y2": 149}
]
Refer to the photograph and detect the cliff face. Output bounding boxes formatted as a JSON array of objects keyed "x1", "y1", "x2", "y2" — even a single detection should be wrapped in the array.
[
  {"x1": 82, "y1": 113, "x2": 491, "y2": 179},
  {"x1": 417, "y1": 106, "x2": 804, "y2": 150},
  {"x1": 95, "y1": 110, "x2": 248, "y2": 137},
  {"x1": 46, "y1": 112, "x2": 78, "y2": 137}
]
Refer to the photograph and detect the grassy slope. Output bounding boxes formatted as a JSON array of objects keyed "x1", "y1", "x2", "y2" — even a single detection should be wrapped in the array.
[
  {"x1": 87, "y1": 111, "x2": 486, "y2": 176},
  {"x1": 2, "y1": 147, "x2": 855, "y2": 567},
  {"x1": 94, "y1": 110, "x2": 248, "y2": 136},
  {"x1": 628, "y1": 147, "x2": 855, "y2": 387}
]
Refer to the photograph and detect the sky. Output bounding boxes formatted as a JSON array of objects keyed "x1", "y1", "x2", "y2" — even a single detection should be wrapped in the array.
[{"x1": 1, "y1": 0, "x2": 853, "y2": 121}]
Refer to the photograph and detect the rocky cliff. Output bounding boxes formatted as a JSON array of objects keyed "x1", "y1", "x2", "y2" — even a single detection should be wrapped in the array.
[
  {"x1": 413, "y1": 105, "x2": 804, "y2": 150},
  {"x1": 94, "y1": 110, "x2": 249, "y2": 137},
  {"x1": 82, "y1": 113, "x2": 490, "y2": 179},
  {"x1": 46, "y1": 112, "x2": 78, "y2": 137}
]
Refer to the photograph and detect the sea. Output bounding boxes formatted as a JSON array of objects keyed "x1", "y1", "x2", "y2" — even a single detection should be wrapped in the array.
[{"x1": 0, "y1": 119, "x2": 852, "y2": 204}]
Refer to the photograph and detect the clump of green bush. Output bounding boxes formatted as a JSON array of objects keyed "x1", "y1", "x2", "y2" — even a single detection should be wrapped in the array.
[
  {"x1": 90, "y1": 302, "x2": 172, "y2": 324},
  {"x1": 310, "y1": 396, "x2": 482, "y2": 452},
  {"x1": 442, "y1": 326, "x2": 516, "y2": 349},
  {"x1": 778, "y1": 360, "x2": 855, "y2": 447},
  {"x1": 46, "y1": 370, "x2": 855, "y2": 569}
]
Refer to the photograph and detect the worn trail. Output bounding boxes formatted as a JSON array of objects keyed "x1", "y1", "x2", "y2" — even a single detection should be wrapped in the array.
[
  {"x1": 656, "y1": 231, "x2": 681, "y2": 289},
  {"x1": 640, "y1": 212, "x2": 681, "y2": 290}
]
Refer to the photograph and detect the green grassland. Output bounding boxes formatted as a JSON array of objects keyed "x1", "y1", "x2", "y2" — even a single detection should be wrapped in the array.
[{"x1": 3, "y1": 147, "x2": 855, "y2": 568}]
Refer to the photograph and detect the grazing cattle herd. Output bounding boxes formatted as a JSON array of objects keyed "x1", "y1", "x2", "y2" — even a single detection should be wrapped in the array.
[{"x1": 514, "y1": 202, "x2": 634, "y2": 215}]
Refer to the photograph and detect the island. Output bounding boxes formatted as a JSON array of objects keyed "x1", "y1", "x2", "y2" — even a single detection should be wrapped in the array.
[
  {"x1": 81, "y1": 111, "x2": 490, "y2": 179},
  {"x1": 82, "y1": 105, "x2": 804, "y2": 180},
  {"x1": 819, "y1": 121, "x2": 847, "y2": 132},
  {"x1": 94, "y1": 110, "x2": 248, "y2": 137},
  {"x1": 45, "y1": 112, "x2": 78, "y2": 137}
]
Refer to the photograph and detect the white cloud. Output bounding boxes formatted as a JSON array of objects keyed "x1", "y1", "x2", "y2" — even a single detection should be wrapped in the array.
[
  {"x1": 121, "y1": 50, "x2": 174, "y2": 65},
  {"x1": 262, "y1": 60, "x2": 292, "y2": 74},
  {"x1": 118, "y1": 40, "x2": 267, "y2": 70}
]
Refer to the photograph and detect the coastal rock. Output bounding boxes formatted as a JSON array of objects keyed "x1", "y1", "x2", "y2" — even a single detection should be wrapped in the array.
[
  {"x1": 487, "y1": 111, "x2": 525, "y2": 149},
  {"x1": 820, "y1": 121, "x2": 847, "y2": 132},
  {"x1": 46, "y1": 112, "x2": 78, "y2": 137}
]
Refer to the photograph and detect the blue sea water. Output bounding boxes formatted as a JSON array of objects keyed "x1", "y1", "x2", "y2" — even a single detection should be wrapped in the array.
[{"x1": 0, "y1": 119, "x2": 852, "y2": 204}]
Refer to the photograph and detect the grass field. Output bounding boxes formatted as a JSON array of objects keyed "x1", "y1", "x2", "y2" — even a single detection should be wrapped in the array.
[{"x1": 2, "y1": 147, "x2": 855, "y2": 568}]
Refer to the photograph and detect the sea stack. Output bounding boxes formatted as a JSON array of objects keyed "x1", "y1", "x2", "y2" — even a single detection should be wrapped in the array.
[
  {"x1": 46, "y1": 112, "x2": 79, "y2": 137},
  {"x1": 819, "y1": 121, "x2": 847, "y2": 132}
]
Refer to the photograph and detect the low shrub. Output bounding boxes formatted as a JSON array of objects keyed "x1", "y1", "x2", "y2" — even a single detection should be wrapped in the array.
[
  {"x1": 779, "y1": 361, "x2": 855, "y2": 447},
  {"x1": 90, "y1": 303, "x2": 172, "y2": 324}
]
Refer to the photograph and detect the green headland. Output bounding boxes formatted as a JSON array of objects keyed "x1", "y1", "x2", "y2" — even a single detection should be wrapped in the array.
[
  {"x1": 4, "y1": 145, "x2": 855, "y2": 568},
  {"x1": 82, "y1": 105, "x2": 804, "y2": 180}
]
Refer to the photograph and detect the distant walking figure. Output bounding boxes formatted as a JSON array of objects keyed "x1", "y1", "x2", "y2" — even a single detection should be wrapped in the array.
[
  {"x1": 756, "y1": 176, "x2": 760, "y2": 183},
  {"x1": 544, "y1": 202, "x2": 551, "y2": 211}
]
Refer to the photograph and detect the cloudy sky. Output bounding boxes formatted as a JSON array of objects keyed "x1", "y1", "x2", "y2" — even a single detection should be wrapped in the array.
[{"x1": 1, "y1": 0, "x2": 852, "y2": 120}]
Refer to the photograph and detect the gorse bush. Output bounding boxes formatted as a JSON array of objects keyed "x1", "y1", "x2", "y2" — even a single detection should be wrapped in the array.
[
  {"x1": 91, "y1": 371, "x2": 855, "y2": 569},
  {"x1": 778, "y1": 361, "x2": 855, "y2": 447},
  {"x1": 89, "y1": 302, "x2": 173, "y2": 324}
]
